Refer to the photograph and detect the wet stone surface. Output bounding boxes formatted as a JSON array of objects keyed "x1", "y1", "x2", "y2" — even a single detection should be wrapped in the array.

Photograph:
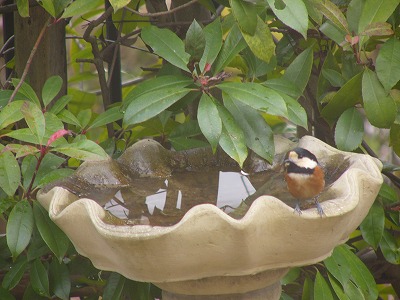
[{"x1": 43, "y1": 140, "x2": 349, "y2": 226}]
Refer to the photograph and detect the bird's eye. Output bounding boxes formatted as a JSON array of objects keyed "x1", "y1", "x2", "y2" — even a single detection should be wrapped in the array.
[{"x1": 298, "y1": 154, "x2": 303, "y2": 158}]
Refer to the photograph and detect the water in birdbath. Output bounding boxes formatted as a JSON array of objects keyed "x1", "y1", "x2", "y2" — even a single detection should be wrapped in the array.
[{"x1": 41, "y1": 141, "x2": 349, "y2": 227}]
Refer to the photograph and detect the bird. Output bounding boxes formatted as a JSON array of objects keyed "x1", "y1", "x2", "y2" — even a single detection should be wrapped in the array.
[{"x1": 283, "y1": 147, "x2": 325, "y2": 216}]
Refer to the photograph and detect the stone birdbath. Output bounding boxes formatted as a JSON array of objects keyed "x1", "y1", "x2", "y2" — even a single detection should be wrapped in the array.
[{"x1": 37, "y1": 136, "x2": 383, "y2": 299}]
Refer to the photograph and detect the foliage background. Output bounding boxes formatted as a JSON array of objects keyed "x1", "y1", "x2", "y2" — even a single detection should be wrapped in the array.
[{"x1": 0, "y1": 0, "x2": 400, "y2": 299}]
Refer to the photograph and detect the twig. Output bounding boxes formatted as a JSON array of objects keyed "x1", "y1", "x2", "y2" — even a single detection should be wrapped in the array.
[
  {"x1": 124, "y1": 0, "x2": 199, "y2": 17},
  {"x1": 8, "y1": 17, "x2": 51, "y2": 104}
]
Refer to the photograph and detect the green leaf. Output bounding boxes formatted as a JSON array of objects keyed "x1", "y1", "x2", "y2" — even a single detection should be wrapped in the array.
[
  {"x1": 0, "y1": 286, "x2": 16, "y2": 300},
  {"x1": 322, "y1": 69, "x2": 346, "y2": 87},
  {"x1": 198, "y1": 93, "x2": 222, "y2": 151},
  {"x1": 42, "y1": 76, "x2": 63, "y2": 107},
  {"x1": 242, "y1": 16, "x2": 275, "y2": 63},
  {"x1": 11, "y1": 79, "x2": 41, "y2": 107},
  {"x1": 328, "y1": 274, "x2": 351, "y2": 300},
  {"x1": 169, "y1": 137, "x2": 209, "y2": 151},
  {"x1": 213, "y1": 24, "x2": 247, "y2": 73},
  {"x1": 185, "y1": 19, "x2": 206, "y2": 61},
  {"x1": 302, "y1": 277, "x2": 314, "y2": 300},
  {"x1": 314, "y1": 271, "x2": 334, "y2": 300},
  {"x1": 324, "y1": 245, "x2": 378, "y2": 300},
  {"x1": 109, "y1": 0, "x2": 130, "y2": 11},
  {"x1": 141, "y1": 26, "x2": 191, "y2": 72},
  {"x1": 218, "y1": 82, "x2": 288, "y2": 117},
  {"x1": 320, "y1": 20, "x2": 347, "y2": 45},
  {"x1": 321, "y1": 72, "x2": 363, "y2": 120},
  {"x1": 263, "y1": 78, "x2": 301, "y2": 99},
  {"x1": 16, "y1": 0, "x2": 29, "y2": 17},
  {"x1": 103, "y1": 273, "x2": 126, "y2": 300},
  {"x1": 37, "y1": 168, "x2": 74, "y2": 188},
  {"x1": 0, "y1": 148, "x2": 21, "y2": 196},
  {"x1": 122, "y1": 75, "x2": 193, "y2": 110},
  {"x1": 77, "y1": 109, "x2": 92, "y2": 129},
  {"x1": 33, "y1": 202, "x2": 70, "y2": 263},
  {"x1": 6, "y1": 200, "x2": 33, "y2": 259},
  {"x1": 217, "y1": 105, "x2": 247, "y2": 167},
  {"x1": 362, "y1": 68, "x2": 396, "y2": 128},
  {"x1": 30, "y1": 259, "x2": 50, "y2": 298},
  {"x1": 303, "y1": 0, "x2": 323, "y2": 24},
  {"x1": 360, "y1": 201, "x2": 385, "y2": 249},
  {"x1": 21, "y1": 101, "x2": 46, "y2": 145},
  {"x1": 390, "y1": 123, "x2": 400, "y2": 157},
  {"x1": 279, "y1": 92, "x2": 308, "y2": 129},
  {"x1": 334, "y1": 108, "x2": 364, "y2": 151},
  {"x1": 52, "y1": 139, "x2": 108, "y2": 161},
  {"x1": 49, "y1": 260, "x2": 70, "y2": 300},
  {"x1": 316, "y1": 0, "x2": 349, "y2": 34},
  {"x1": 199, "y1": 18, "x2": 223, "y2": 72},
  {"x1": 0, "y1": 100, "x2": 25, "y2": 130},
  {"x1": 266, "y1": 0, "x2": 309, "y2": 39},
  {"x1": 57, "y1": 109, "x2": 82, "y2": 128},
  {"x1": 375, "y1": 37, "x2": 400, "y2": 92},
  {"x1": 347, "y1": 0, "x2": 365, "y2": 33},
  {"x1": 380, "y1": 229, "x2": 400, "y2": 264},
  {"x1": 317, "y1": 50, "x2": 341, "y2": 99},
  {"x1": 230, "y1": 0, "x2": 258, "y2": 35},
  {"x1": 2, "y1": 256, "x2": 28, "y2": 290},
  {"x1": 61, "y1": 0, "x2": 102, "y2": 18},
  {"x1": 48, "y1": 95, "x2": 72, "y2": 115},
  {"x1": 282, "y1": 47, "x2": 313, "y2": 98},
  {"x1": 357, "y1": 0, "x2": 399, "y2": 37},
  {"x1": 224, "y1": 95, "x2": 274, "y2": 162},
  {"x1": 123, "y1": 87, "x2": 191, "y2": 127},
  {"x1": 88, "y1": 106, "x2": 123, "y2": 130}
]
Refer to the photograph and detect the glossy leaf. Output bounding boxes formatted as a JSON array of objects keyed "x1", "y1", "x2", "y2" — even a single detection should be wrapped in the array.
[
  {"x1": 360, "y1": 201, "x2": 384, "y2": 249},
  {"x1": 42, "y1": 76, "x2": 63, "y2": 107},
  {"x1": 33, "y1": 202, "x2": 70, "y2": 263},
  {"x1": 314, "y1": 271, "x2": 334, "y2": 300},
  {"x1": 282, "y1": 47, "x2": 313, "y2": 99},
  {"x1": 122, "y1": 75, "x2": 192, "y2": 110},
  {"x1": 52, "y1": 139, "x2": 108, "y2": 161},
  {"x1": 347, "y1": 0, "x2": 364, "y2": 33},
  {"x1": 88, "y1": 106, "x2": 123, "y2": 130},
  {"x1": 324, "y1": 245, "x2": 378, "y2": 300},
  {"x1": 224, "y1": 95, "x2": 274, "y2": 162},
  {"x1": 217, "y1": 105, "x2": 247, "y2": 167},
  {"x1": 37, "y1": 168, "x2": 74, "y2": 188},
  {"x1": 334, "y1": 108, "x2": 364, "y2": 151},
  {"x1": 316, "y1": 1, "x2": 349, "y2": 34},
  {"x1": 2, "y1": 256, "x2": 28, "y2": 290},
  {"x1": 57, "y1": 109, "x2": 82, "y2": 128},
  {"x1": 169, "y1": 137, "x2": 209, "y2": 151},
  {"x1": 61, "y1": 0, "x2": 101, "y2": 18},
  {"x1": 0, "y1": 148, "x2": 21, "y2": 196},
  {"x1": 266, "y1": 0, "x2": 308, "y2": 39},
  {"x1": 48, "y1": 95, "x2": 72, "y2": 115},
  {"x1": 16, "y1": 0, "x2": 29, "y2": 17},
  {"x1": 77, "y1": 109, "x2": 92, "y2": 129},
  {"x1": 328, "y1": 274, "x2": 351, "y2": 300},
  {"x1": 303, "y1": 0, "x2": 323, "y2": 24},
  {"x1": 380, "y1": 229, "x2": 400, "y2": 264},
  {"x1": 11, "y1": 79, "x2": 41, "y2": 107},
  {"x1": 230, "y1": 0, "x2": 258, "y2": 35},
  {"x1": 302, "y1": 277, "x2": 314, "y2": 300},
  {"x1": 242, "y1": 16, "x2": 275, "y2": 63},
  {"x1": 390, "y1": 123, "x2": 400, "y2": 157},
  {"x1": 198, "y1": 93, "x2": 222, "y2": 151},
  {"x1": 31, "y1": 259, "x2": 50, "y2": 298},
  {"x1": 375, "y1": 37, "x2": 400, "y2": 92},
  {"x1": 123, "y1": 87, "x2": 191, "y2": 126},
  {"x1": 103, "y1": 273, "x2": 126, "y2": 300},
  {"x1": 21, "y1": 101, "x2": 46, "y2": 145},
  {"x1": 0, "y1": 100, "x2": 25, "y2": 130},
  {"x1": 109, "y1": 0, "x2": 130, "y2": 11},
  {"x1": 199, "y1": 18, "x2": 223, "y2": 72},
  {"x1": 49, "y1": 260, "x2": 71, "y2": 300},
  {"x1": 279, "y1": 92, "x2": 308, "y2": 129},
  {"x1": 357, "y1": 0, "x2": 399, "y2": 36},
  {"x1": 213, "y1": 24, "x2": 247, "y2": 73},
  {"x1": 321, "y1": 72, "x2": 363, "y2": 120},
  {"x1": 361, "y1": 22, "x2": 394, "y2": 36},
  {"x1": 263, "y1": 78, "x2": 301, "y2": 99},
  {"x1": 6, "y1": 200, "x2": 33, "y2": 259},
  {"x1": 362, "y1": 68, "x2": 396, "y2": 128},
  {"x1": 322, "y1": 69, "x2": 346, "y2": 87},
  {"x1": 185, "y1": 19, "x2": 206, "y2": 61},
  {"x1": 0, "y1": 287, "x2": 15, "y2": 300},
  {"x1": 141, "y1": 26, "x2": 190, "y2": 72},
  {"x1": 218, "y1": 82, "x2": 288, "y2": 117}
]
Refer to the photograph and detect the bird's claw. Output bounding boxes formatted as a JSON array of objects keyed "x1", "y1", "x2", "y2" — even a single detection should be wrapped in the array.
[
  {"x1": 315, "y1": 199, "x2": 325, "y2": 217},
  {"x1": 293, "y1": 202, "x2": 302, "y2": 215}
]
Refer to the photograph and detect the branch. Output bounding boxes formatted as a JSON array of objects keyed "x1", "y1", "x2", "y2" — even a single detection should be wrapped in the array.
[
  {"x1": 8, "y1": 17, "x2": 51, "y2": 104},
  {"x1": 124, "y1": 0, "x2": 199, "y2": 17}
]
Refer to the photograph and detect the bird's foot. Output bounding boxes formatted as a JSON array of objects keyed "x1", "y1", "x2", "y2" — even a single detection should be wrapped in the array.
[
  {"x1": 293, "y1": 202, "x2": 302, "y2": 215},
  {"x1": 314, "y1": 198, "x2": 325, "y2": 217}
]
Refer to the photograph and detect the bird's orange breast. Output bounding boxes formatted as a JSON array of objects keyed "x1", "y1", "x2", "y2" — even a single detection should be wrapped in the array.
[{"x1": 284, "y1": 166, "x2": 325, "y2": 200}]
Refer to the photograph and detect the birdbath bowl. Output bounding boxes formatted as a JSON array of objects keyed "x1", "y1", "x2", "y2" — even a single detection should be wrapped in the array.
[{"x1": 37, "y1": 136, "x2": 383, "y2": 299}]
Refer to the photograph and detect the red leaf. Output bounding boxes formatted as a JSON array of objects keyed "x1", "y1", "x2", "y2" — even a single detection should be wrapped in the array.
[{"x1": 46, "y1": 129, "x2": 70, "y2": 147}]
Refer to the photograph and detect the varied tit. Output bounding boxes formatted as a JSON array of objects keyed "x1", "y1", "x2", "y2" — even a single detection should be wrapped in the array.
[{"x1": 283, "y1": 147, "x2": 325, "y2": 216}]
